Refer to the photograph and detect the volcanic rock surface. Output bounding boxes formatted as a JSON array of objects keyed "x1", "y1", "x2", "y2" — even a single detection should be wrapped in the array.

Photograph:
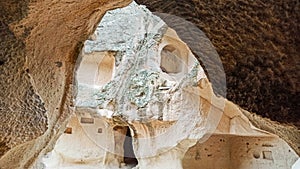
[
  {"x1": 0, "y1": 0, "x2": 299, "y2": 169},
  {"x1": 136, "y1": 0, "x2": 300, "y2": 127}
]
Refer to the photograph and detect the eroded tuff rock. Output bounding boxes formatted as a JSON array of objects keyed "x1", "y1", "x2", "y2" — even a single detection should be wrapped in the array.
[
  {"x1": 42, "y1": 2, "x2": 298, "y2": 169},
  {"x1": 0, "y1": 0, "x2": 132, "y2": 168},
  {"x1": 135, "y1": 0, "x2": 300, "y2": 128},
  {"x1": 0, "y1": 0, "x2": 299, "y2": 169}
]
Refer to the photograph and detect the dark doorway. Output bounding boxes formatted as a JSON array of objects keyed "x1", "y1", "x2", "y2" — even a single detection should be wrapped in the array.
[{"x1": 123, "y1": 127, "x2": 138, "y2": 167}]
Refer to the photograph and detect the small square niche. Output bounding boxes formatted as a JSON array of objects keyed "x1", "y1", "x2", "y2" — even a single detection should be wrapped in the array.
[
  {"x1": 64, "y1": 127, "x2": 72, "y2": 134},
  {"x1": 262, "y1": 151, "x2": 273, "y2": 160}
]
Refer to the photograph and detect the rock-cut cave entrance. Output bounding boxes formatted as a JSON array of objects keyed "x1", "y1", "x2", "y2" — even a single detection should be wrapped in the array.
[
  {"x1": 123, "y1": 126, "x2": 138, "y2": 166},
  {"x1": 113, "y1": 126, "x2": 138, "y2": 167}
]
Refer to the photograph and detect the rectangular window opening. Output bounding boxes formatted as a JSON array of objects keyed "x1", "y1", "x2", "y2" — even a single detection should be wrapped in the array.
[
  {"x1": 262, "y1": 151, "x2": 273, "y2": 160},
  {"x1": 80, "y1": 117, "x2": 94, "y2": 124}
]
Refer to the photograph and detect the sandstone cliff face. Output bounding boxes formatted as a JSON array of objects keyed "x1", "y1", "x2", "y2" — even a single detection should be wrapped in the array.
[{"x1": 0, "y1": 0, "x2": 132, "y2": 168}]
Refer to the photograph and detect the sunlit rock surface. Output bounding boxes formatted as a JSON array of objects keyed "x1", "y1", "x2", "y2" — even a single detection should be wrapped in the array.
[{"x1": 43, "y1": 2, "x2": 299, "y2": 169}]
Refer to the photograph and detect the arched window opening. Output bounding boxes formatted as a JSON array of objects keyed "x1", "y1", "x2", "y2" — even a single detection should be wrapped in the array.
[
  {"x1": 96, "y1": 53, "x2": 115, "y2": 86},
  {"x1": 76, "y1": 51, "x2": 115, "y2": 87},
  {"x1": 160, "y1": 45, "x2": 183, "y2": 74}
]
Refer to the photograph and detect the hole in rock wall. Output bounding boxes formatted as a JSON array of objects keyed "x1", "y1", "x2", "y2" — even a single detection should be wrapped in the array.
[
  {"x1": 64, "y1": 127, "x2": 72, "y2": 134},
  {"x1": 96, "y1": 54, "x2": 115, "y2": 86},
  {"x1": 253, "y1": 151, "x2": 260, "y2": 159},
  {"x1": 123, "y1": 127, "x2": 138, "y2": 166},
  {"x1": 76, "y1": 52, "x2": 115, "y2": 87},
  {"x1": 113, "y1": 126, "x2": 138, "y2": 167},
  {"x1": 80, "y1": 117, "x2": 94, "y2": 124},
  {"x1": 75, "y1": 52, "x2": 115, "y2": 107},
  {"x1": 0, "y1": 60, "x2": 5, "y2": 65},
  {"x1": 160, "y1": 45, "x2": 184, "y2": 74},
  {"x1": 262, "y1": 151, "x2": 273, "y2": 160}
]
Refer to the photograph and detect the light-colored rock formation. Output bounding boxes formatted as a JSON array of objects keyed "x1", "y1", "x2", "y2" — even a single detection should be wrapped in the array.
[{"x1": 42, "y1": 2, "x2": 299, "y2": 169}]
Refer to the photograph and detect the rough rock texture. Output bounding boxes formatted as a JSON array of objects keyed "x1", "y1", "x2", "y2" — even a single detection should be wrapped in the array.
[
  {"x1": 242, "y1": 108, "x2": 300, "y2": 159},
  {"x1": 73, "y1": 3, "x2": 221, "y2": 167},
  {"x1": 0, "y1": 0, "x2": 48, "y2": 157},
  {"x1": 135, "y1": 0, "x2": 300, "y2": 128},
  {"x1": 42, "y1": 3, "x2": 298, "y2": 168},
  {"x1": 0, "y1": 0, "x2": 132, "y2": 168},
  {"x1": 0, "y1": 0, "x2": 299, "y2": 168}
]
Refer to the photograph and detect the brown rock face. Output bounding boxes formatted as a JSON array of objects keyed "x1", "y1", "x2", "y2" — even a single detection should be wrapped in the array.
[
  {"x1": 0, "y1": 0, "x2": 131, "y2": 168},
  {"x1": 135, "y1": 0, "x2": 300, "y2": 127}
]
